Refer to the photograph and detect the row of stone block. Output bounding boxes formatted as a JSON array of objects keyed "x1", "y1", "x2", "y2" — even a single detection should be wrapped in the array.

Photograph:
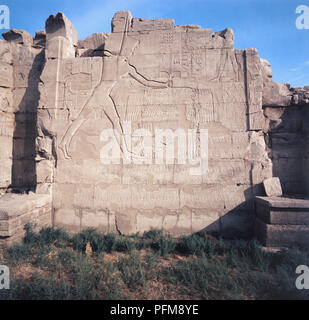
[
  {"x1": 255, "y1": 196, "x2": 309, "y2": 248},
  {"x1": 0, "y1": 193, "x2": 52, "y2": 247}
]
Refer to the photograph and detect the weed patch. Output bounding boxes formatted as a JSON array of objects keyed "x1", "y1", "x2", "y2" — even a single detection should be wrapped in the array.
[{"x1": 1, "y1": 226, "x2": 308, "y2": 300}]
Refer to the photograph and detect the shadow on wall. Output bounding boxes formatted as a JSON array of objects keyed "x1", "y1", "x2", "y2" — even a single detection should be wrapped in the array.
[
  {"x1": 201, "y1": 184, "x2": 265, "y2": 240},
  {"x1": 203, "y1": 104, "x2": 309, "y2": 240},
  {"x1": 11, "y1": 50, "x2": 45, "y2": 193},
  {"x1": 264, "y1": 105, "x2": 309, "y2": 198}
]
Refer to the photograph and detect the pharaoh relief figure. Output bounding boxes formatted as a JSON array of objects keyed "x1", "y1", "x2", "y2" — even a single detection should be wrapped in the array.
[{"x1": 58, "y1": 11, "x2": 171, "y2": 160}]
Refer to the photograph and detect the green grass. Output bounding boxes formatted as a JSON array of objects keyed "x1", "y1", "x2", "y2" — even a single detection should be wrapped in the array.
[
  {"x1": 0, "y1": 224, "x2": 309, "y2": 300},
  {"x1": 117, "y1": 251, "x2": 160, "y2": 290}
]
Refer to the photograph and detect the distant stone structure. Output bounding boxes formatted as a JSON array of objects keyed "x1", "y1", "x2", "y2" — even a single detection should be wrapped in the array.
[{"x1": 0, "y1": 11, "x2": 308, "y2": 246}]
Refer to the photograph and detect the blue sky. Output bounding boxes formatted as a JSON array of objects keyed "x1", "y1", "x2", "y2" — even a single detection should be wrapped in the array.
[{"x1": 1, "y1": 0, "x2": 309, "y2": 87}]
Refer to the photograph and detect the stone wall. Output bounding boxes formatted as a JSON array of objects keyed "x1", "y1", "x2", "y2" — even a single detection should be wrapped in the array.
[
  {"x1": 0, "y1": 193, "x2": 52, "y2": 247},
  {"x1": 0, "y1": 39, "x2": 14, "y2": 193},
  {"x1": 0, "y1": 11, "x2": 308, "y2": 240},
  {"x1": 264, "y1": 104, "x2": 309, "y2": 196},
  {"x1": 35, "y1": 12, "x2": 272, "y2": 238},
  {"x1": 1, "y1": 29, "x2": 45, "y2": 192},
  {"x1": 262, "y1": 59, "x2": 309, "y2": 196}
]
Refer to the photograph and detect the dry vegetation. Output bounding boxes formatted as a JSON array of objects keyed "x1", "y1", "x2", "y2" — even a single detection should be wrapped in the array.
[{"x1": 0, "y1": 224, "x2": 309, "y2": 300}]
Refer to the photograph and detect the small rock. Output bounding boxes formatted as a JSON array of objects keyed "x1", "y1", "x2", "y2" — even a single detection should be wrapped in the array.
[
  {"x1": 2, "y1": 29, "x2": 33, "y2": 46},
  {"x1": 263, "y1": 177, "x2": 283, "y2": 197}
]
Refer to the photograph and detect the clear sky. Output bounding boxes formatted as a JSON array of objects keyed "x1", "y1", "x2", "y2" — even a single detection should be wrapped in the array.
[{"x1": 1, "y1": 0, "x2": 309, "y2": 87}]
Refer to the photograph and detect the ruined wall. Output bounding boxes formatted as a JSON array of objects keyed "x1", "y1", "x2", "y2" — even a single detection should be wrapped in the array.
[
  {"x1": 1, "y1": 29, "x2": 45, "y2": 192},
  {"x1": 265, "y1": 103, "x2": 309, "y2": 196},
  {"x1": 1, "y1": 11, "x2": 307, "y2": 239},
  {"x1": 0, "y1": 193, "x2": 52, "y2": 248},
  {"x1": 34, "y1": 11, "x2": 273, "y2": 238},
  {"x1": 262, "y1": 59, "x2": 309, "y2": 196},
  {"x1": 0, "y1": 40, "x2": 14, "y2": 193}
]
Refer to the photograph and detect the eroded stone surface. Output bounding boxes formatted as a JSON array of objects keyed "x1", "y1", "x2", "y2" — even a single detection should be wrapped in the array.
[
  {"x1": 255, "y1": 196, "x2": 309, "y2": 248},
  {"x1": 3, "y1": 29, "x2": 33, "y2": 46},
  {"x1": 255, "y1": 218, "x2": 309, "y2": 248},
  {"x1": 0, "y1": 11, "x2": 308, "y2": 242},
  {"x1": 33, "y1": 11, "x2": 273, "y2": 237},
  {"x1": 0, "y1": 193, "x2": 52, "y2": 247}
]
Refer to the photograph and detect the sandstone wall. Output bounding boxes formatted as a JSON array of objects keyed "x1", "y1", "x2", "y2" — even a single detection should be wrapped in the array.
[
  {"x1": 264, "y1": 104, "x2": 309, "y2": 196},
  {"x1": 0, "y1": 40, "x2": 14, "y2": 193},
  {"x1": 1, "y1": 29, "x2": 45, "y2": 192},
  {"x1": 35, "y1": 12, "x2": 273, "y2": 238},
  {"x1": 0, "y1": 11, "x2": 307, "y2": 240},
  {"x1": 262, "y1": 59, "x2": 309, "y2": 196},
  {"x1": 0, "y1": 193, "x2": 52, "y2": 247}
]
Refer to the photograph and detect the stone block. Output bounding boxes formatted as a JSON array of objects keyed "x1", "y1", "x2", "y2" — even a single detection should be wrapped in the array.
[
  {"x1": 136, "y1": 213, "x2": 163, "y2": 234},
  {"x1": 255, "y1": 196, "x2": 309, "y2": 225},
  {"x1": 0, "y1": 193, "x2": 52, "y2": 242},
  {"x1": 0, "y1": 193, "x2": 52, "y2": 219},
  {"x1": 46, "y1": 36, "x2": 75, "y2": 59},
  {"x1": 115, "y1": 211, "x2": 136, "y2": 235},
  {"x1": 131, "y1": 186, "x2": 179, "y2": 210},
  {"x1": 81, "y1": 210, "x2": 109, "y2": 232},
  {"x1": 162, "y1": 208, "x2": 192, "y2": 235},
  {"x1": 3, "y1": 29, "x2": 33, "y2": 46},
  {"x1": 0, "y1": 62, "x2": 13, "y2": 88},
  {"x1": 263, "y1": 177, "x2": 283, "y2": 197},
  {"x1": 45, "y1": 12, "x2": 78, "y2": 47},
  {"x1": 255, "y1": 218, "x2": 309, "y2": 248},
  {"x1": 54, "y1": 208, "x2": 81, "y2": 233},
  {"x1": 192, "y1": 210, "x2": 221, "y2": 234}
]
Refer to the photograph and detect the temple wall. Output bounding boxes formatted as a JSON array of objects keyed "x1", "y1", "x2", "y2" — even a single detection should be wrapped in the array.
[
  {"x1": 0, "y1": 11, "x2": 308, "y2": 242},
  {"x1": 0, "y1": 193, "x2": 52, "y2": 248},
  {"x1": 1, "y1": 30, "x2": 45, "y2": 192},
  {"x1": 35, "y1": 12, "x2": 272, "y2": 238},
  {"x1": 264, "y1": 104, "x2": 309, "y2": 196},
  {"x1": 0, "y1": 40, "x2": 14, "y2": 193},
  {"x1": 262, "y1": 59, "x2": 309, "y2": 197}
]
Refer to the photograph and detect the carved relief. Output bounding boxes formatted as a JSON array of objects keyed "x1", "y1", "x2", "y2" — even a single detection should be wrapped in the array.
[
  {"x1": 58, "y1": 11, "x2": 170, "y2": 160},
  {"x1": 27, "y1": 10, "x2": 276, "y2": 237}
]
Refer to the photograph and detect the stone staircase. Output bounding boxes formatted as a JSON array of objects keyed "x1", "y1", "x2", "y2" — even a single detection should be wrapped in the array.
[{"x1": 254, "y1": 196, "x2": 309, "y2": 248}]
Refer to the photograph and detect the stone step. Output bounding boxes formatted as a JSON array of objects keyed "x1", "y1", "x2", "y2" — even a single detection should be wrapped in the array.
[
  {"x1": 254, "y1": 218, "x2": 309, "y2": 248},
  {"x1": 255, "y1": 196, "x2": 309, "y2": 225},
  {"x1": 0, "y1": 193, "x2": 52, "y2": 247}
]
